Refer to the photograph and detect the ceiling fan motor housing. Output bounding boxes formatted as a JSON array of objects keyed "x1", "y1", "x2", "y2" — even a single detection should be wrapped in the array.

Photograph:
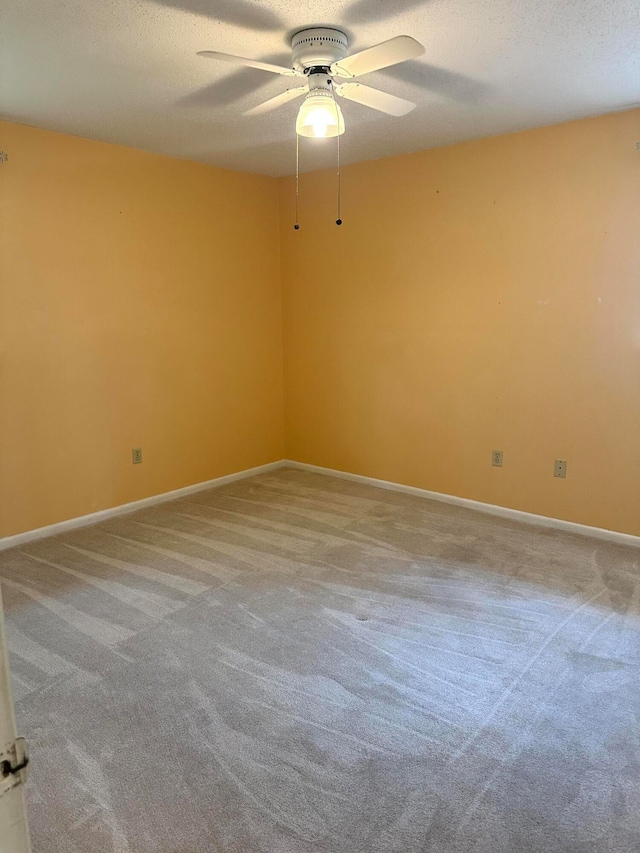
[
  {"x1": 307, "y1": 72, "x2": 332, "y2": 91},
  {"x1": 291, "y1": 28, "x2": 348, "y2": 72}
]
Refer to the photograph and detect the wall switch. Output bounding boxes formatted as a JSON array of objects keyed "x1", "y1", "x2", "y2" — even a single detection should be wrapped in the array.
[
  {"x1": 492, "y1": 450, "x2": 503, "y2": 467},
  {"x1": 132, "y1": 448, "x2": 142, "y2": 465},
  {"x1": 554, "y1": 459, "x2": 567, "y2": 478}
]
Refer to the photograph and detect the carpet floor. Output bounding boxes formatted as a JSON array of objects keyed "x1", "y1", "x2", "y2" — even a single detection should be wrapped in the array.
[{"x1": 1, "y1": 468, "x2": 639, "y2": 852}]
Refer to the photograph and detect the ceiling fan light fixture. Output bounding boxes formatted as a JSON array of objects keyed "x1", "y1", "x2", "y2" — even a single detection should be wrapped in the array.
[{"x1": 296, "y1": 92, "x2": 345, "y2": 139}]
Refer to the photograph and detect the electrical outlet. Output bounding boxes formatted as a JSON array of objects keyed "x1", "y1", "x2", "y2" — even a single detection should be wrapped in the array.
[
  {"x1": 492, "y1": 450, "x2": 503, "y2": 467},
  {"x1": 554, "y1": 459, "x2": 567, "y2": 478},
  {"x1": 132, "y1": 448, "x2": 142, "y2": 465}
]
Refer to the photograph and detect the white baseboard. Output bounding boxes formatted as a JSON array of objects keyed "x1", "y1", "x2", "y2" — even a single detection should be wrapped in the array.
[
  {"x1": 3, "y1": 457, "x2": 638, "y2": 553},
  {"x1": 285, "y1": 460, "x2": 640, "y2": 549},
  {"x1": 0, "y1": 460, "x2": 286, "y2": 552}
]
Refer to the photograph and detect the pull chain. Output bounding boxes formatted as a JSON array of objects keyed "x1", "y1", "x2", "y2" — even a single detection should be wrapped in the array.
[
  {"x1": 336, "y1": 126, "x2": 342, "y2": 225},
  {"x1": 334, "y1": 95, "x2": 342, "y2": 226},
  {"x1": 294, "y1": 94, "x2": 344, "y2": 229},
  {"x1": 294, "y1": 133, "x2": 300, "y2": 230}
]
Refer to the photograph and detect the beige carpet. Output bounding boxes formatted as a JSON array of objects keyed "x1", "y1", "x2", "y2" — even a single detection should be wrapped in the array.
[{"x1": 1, "y1": 468, "x2": 639, "y2": 852}]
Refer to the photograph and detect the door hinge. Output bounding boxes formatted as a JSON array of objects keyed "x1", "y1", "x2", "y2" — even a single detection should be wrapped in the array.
[{"x1": 0, "y1": 737, "x2": 29, "y2": 797}]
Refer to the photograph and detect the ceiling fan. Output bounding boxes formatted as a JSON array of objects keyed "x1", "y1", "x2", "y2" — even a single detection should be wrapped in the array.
[{"x1": 197, "y1": 27, "x2": 425, "y2": 138}]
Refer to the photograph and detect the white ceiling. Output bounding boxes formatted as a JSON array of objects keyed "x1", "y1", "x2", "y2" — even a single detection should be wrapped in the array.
[{"x1": 2, "y1": 1, "x2": 639, "y2": 177}]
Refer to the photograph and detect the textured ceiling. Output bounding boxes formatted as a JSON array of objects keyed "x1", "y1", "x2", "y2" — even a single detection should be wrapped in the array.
[{"x1": 2, "y1": 1, "x2": 639, "y2": 176}]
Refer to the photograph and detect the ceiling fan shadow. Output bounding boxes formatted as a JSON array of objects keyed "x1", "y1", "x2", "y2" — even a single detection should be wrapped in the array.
[
  {"x1": 178, "y1": 55, "x2": 291, "y2": 109},
  {"x1": 151, "y1": 0, "x2": 283, "y2": 31},
  {"x1": 379, "y1": 62, "x2": 490, "y2": 104},
  {"x1": 177, "y1": 72, "x2": 270, "y2": 109},
  {"x1": 343, "y1": 0, "x2": 430, "y2": 25}
]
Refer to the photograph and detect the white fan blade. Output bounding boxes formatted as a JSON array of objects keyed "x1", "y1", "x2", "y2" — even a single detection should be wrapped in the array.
[
  {"x1": 331, "y1": 35, "x2": 424, "y2": 79},
  {"x1": 197, "y1": 51, "x2": 302, "y2": 77},
  {"x1": 335, "y1": 81, "x2": 416, "y2": 116},
  {"x1": 244, "y1": 87, "x2": 307, "y2": 116}
]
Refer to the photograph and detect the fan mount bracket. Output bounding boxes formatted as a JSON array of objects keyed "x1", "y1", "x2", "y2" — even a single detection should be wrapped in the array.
[{"x1": 291, "y1": 27, "x2": 348, "y2": 72}]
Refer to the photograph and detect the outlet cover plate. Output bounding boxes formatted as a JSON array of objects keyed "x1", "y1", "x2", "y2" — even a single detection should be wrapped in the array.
[
  {"x1": 554, "y1": 459, "x2": 567, "y2": 478},
  {"x1": 132, "y1": 448, "x2": 142, "y2": 465},
  {"x1": 492, "y1": 450, "x2": 503, "y2": 467}
]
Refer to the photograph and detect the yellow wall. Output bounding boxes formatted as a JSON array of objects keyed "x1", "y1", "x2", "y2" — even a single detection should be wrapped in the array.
[
  {"x1": 0, "y1": 121, "x2": 284, "y2": 538},
  {"x1": 280, "y1": 108, "x2": 640, "y2": 537},
  {"x1": 2, "y1": 109, "x2": 639, "y2": 540}
]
